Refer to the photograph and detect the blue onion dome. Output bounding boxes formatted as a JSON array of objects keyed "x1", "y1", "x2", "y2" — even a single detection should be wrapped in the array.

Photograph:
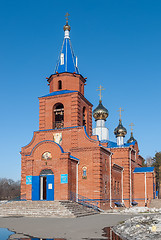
[
  {"x1": 114, "y1": 119, "x2": 127, "y2": 137},
  {"x1": 93, "y1": 100, "x2": 109, "y2": 121},
  {"x1": 127, "y1": 132, "x2": 136, "y2": 143}
]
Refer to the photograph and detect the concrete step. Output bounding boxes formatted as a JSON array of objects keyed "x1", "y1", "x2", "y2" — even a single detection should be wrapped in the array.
[
  {"x1": 0, "y1": 201, "x2": 74, "y2": 217},
  {"x1": 60, "y1": 200, "x2": 99, "y2": 217},
  {"x1": 0, "y1": 200, "x2": 99, "y2": 218}
]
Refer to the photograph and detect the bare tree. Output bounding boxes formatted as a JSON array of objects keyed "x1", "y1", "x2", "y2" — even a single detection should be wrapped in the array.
[
  {"x1": 146, "y1": 156, "x2": 153, "y2": 167},
  {"x1": 0, "y1": 178, "x2": 20, "y2": 200}
]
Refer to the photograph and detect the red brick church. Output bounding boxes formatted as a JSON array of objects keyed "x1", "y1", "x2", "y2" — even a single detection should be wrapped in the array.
[{"x1": 20, "y1": 16, "x2": 155, "y2": 209}]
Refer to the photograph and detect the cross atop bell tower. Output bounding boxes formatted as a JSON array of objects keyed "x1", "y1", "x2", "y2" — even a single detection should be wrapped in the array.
[{"x1": 65, "y1": 12, "x2": 70, "y2": 23}]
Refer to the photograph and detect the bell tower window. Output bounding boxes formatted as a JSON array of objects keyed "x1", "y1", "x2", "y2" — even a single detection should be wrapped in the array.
[
  {"x1": 83, "y1": 107, "x2": 86, "y2": 126},
  {"x1": 58, "y1": 80, "x2": 62, "y2": 90},
  {"x1": 53, "y1": 103, "x2": 64, "y2": 129}
]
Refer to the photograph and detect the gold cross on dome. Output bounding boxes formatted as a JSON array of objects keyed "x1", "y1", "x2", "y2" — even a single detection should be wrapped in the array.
[
  {"x1": 96, "y1": 85, "x2": 105, "y2": 101},
  {"x1": 117, "y1": 107, "x2": 124, "y2": 120},
  {"x1": 129, "y1": 123, "x2": 134, "y2": 132},
  {"x1": 65, "y1": 12, "x2": 70, "y2": 23}
]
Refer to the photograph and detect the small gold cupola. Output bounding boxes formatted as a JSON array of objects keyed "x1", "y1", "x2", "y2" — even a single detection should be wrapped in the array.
[
  {"x1": 114, "y1": 108, "x2": 127, "y2": 146},
  {"x1": 114, "y1": 119, "x2": 127, "y2": 137},
  {"x1": 93, "y1": 85, "x2": 109, "y2": 121},
  {"x1": 127, "y1": 123, "x2": 136, "y2": 143},
  {"x1": 93, "y1": 100, "x2": 109, "y2": 121}
]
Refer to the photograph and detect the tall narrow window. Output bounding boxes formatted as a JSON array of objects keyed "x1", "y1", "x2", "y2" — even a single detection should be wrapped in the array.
[
  {"x1": 53, "y1": 103, "x2": 64, "y2": 129},
  {"x1": 60, "y1": 53, "x2": 64, "y2": 65},
  {"x1": 83, "y1": 107, "x2": 86, "y2": 126},
  {"x1": 114, "y1": 181, "x2": 116, "y2": 195},
  {"x1": 58, "y1": 80, "x2": 62, "y2": 90},
  {"x1": 117, "y1": 182, "x2": 120, "y2": 195},
  {"x1": 105, "y1": 159, "x2": 107, "y2": 171},
  {"x1": 80, "y1": 84, "x2": 83, "y2": 93},
  {"x1": 105, "y1": 181, "x2": 107, "y2": 193}
]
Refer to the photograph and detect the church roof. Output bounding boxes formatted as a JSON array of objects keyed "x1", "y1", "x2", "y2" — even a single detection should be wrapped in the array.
[
  {"x1": 133, "y1": 167, "x2": 154, "y2": 173},
  {"x1": 40, "y1": 90, "x2": 78, "y2": 98},
  {"x1": 54, "y1": 22, "x2": 79, "y2": 74},
  {"x1": 101, "y1": 140, "x2": 135, "y2": 148}
]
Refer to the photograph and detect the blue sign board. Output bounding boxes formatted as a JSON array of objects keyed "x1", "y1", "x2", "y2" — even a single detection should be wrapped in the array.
[
  {"x1": 26, "y1": 176, "x2": 32, "y2": 185},
  {"x1": 61, "y1": 174, "x2": 68, "y2": 184}
]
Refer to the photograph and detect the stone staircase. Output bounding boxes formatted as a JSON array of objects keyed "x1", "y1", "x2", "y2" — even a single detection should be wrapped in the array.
[
  {"x1": 60, "y1": 200, "x2": 99, "y2": 217},
  {"x1": 0, "y1": 200, "x2": 73, "y2": 218},
  {"x1": 0, "y1": 200, "x2": 99, "y2": 218},
  {"x1": 149, "y1": 199, "x2": 161, "y2": 209}
]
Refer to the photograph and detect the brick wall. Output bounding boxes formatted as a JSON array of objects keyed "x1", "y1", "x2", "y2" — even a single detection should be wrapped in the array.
[{"x1": 133, "y1": 172, "x2": 155, "y2": 207}]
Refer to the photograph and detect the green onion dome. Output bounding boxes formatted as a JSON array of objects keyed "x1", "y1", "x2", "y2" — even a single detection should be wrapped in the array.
[
  {"x1": 114, "y1": 119, "x2": 127, "y2": 137},
  {"x1": 93, "y1": 100, "x2": 109, "y2": 121}
]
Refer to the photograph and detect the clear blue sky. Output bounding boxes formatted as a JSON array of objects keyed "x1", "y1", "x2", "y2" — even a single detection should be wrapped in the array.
[{"x1": 0, "y1": 0, "x2": 161, "y2": 180}]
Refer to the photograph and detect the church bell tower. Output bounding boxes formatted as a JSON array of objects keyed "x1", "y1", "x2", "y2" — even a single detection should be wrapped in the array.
[{"x1": 39, "y1": 14, "x2": 93, "y2": 136}]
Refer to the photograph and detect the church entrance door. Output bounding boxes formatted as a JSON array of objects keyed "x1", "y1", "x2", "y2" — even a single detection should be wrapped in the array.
[
  {"x1": 40, "y1": 176, "x2": 47, "y2": 200},
  {"x1": 32, "y1": 169, "x2": 54, "y2": 201},
  {"x1": 40, "y1": 175, "x2": 54, "y2": 201}
]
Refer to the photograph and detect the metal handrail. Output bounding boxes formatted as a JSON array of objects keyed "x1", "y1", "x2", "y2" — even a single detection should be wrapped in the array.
[{"x1": 70, "y1": 192, "x2": 99, "y2": 211}]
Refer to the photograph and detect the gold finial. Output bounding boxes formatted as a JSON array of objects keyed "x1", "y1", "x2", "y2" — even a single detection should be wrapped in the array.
[
  {"x1": 96, "y1": 85, "x2": 105, "y2": 101},
  {"x1": 117, "y1": 107, "x2": 124, "y2": 120},
  {"x1": 129, "y1": 123, "x2": 134, "y2": 133},
  {"x1": 65, "y1": 12, "x2": 70, "y2": 24}
]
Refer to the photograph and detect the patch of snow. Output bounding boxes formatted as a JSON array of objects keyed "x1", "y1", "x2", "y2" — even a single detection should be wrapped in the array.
[
  {"x1": 113, "y1": 215, "x2": 161, "y2": 240},
  {"x1": 103, "y1": 206, "x2": 161, "y2": 214}
]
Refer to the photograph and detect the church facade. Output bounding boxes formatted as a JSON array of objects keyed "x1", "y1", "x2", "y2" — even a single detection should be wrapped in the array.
[{"x1": 20, "y1": 17, "x2": 155, "y2": 209}]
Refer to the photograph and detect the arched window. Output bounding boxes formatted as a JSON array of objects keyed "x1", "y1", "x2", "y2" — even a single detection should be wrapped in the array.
[
  {"x1": 53, "y1": 103, "x2": 64, "y2": 129},
  {"x1": 83, "y1": 107, "x2": 86, "y2": 126},
  {"x1": 58, "y1": 80, "x2": 62, "y2": 90}
]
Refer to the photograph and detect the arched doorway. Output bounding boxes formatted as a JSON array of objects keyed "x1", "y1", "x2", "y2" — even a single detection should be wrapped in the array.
[{"x1": 32, "y1": 169, "x2": 54, "y2": 201}]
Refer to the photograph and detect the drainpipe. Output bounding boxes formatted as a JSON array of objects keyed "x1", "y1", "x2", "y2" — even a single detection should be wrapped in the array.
[
  {"x1": 76, "y1": 162, "x2": 79, "y2": 202},
  {"x1": 122, "y1": 168, "x2": 124, "y2": 204},
  {"x1": 109, "y1": 152, "x2": 113, "y2": 208},
  {"x1": 129, "y1": 148, "x2": 132, "y2": 206},
  {"x1": 145, "y1": 172, "x2": 147, "y2": 206}
]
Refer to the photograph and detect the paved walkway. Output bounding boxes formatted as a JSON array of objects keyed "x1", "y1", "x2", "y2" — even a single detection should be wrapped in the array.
[
  {"x1": 0, "y1": 214, "x2": 131, "y2": 240},
  {"x1": 150, "y1": 199, "x2": 161, "y2": 208}
]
